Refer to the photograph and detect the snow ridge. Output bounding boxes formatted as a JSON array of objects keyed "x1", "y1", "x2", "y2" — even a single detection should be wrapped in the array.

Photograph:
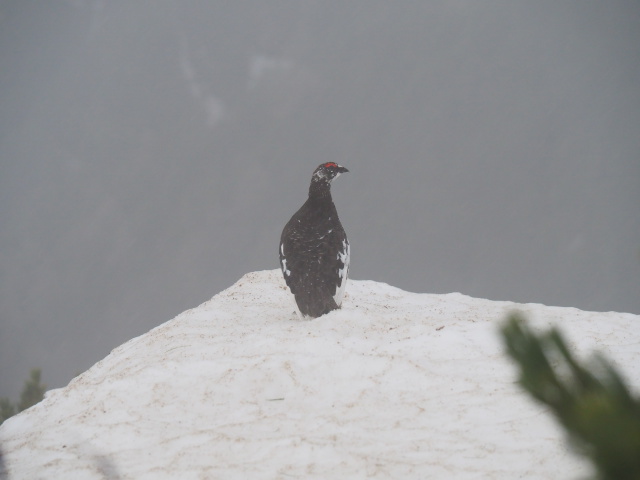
[{"x1": 1, "y1": 270, "x2": 638, "y2": 479}]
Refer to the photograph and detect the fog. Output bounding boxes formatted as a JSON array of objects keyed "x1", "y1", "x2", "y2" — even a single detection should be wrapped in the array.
[{"x1": 1, "y1": 1, "x2": 639, "y2": 400}]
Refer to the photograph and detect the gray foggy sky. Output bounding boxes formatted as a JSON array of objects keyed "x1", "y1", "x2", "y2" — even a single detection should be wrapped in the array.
[{"x1": 1, "y1": 1, "x2": 639, "y2": 400}]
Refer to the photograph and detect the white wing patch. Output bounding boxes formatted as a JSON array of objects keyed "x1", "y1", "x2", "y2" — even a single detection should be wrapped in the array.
[
  {"x1": 333, "y1": 239, "x2": 350, "y2": 306},
  {"x1": 280, "y1": 243, "x2": 291, "y2": 276}
]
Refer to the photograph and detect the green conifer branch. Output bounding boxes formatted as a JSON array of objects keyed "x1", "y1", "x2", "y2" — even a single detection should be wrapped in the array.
[{"x1": 501, "y1": 313, "x2": 640, "y2": 480}]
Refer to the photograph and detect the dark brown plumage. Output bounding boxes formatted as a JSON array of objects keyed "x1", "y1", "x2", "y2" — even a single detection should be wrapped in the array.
[{"x1": 279, "y1": 163, "x2": 350, "y2": 318}]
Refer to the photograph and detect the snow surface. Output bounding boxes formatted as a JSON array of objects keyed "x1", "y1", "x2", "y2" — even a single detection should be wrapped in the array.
[{"x1": 1, "y1": 270, "x2": 639, "y2": 479}]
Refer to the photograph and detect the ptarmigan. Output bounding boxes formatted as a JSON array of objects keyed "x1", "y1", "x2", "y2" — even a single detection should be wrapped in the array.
[{"x1": 279, "y1": 162, "x2": 350, "y2": 318}]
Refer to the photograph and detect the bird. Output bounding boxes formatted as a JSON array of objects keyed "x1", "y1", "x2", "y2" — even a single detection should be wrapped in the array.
[{"x1": 279, "y1": 162, "x2": 350, "y2": 318}]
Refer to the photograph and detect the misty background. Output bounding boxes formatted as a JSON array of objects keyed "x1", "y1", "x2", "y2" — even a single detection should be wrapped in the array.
[{"x1": 1, "y1": 1, "x2": 638, "y2": 400}]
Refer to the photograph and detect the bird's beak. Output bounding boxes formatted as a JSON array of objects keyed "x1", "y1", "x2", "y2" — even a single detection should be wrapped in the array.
[{"x1": 337, "y1": 165, "x2": 349, "y2": 173}]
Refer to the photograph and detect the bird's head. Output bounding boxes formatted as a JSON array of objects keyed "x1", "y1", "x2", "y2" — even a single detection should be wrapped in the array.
[
  {"x1": 308, "y1": 162, "x2": 349, "y2": 198},
  {"x1": 312, "y1": 162, "x2": 349, "y2": 183}
]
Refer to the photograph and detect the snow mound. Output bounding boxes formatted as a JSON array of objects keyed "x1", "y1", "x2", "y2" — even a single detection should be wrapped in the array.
[{"x1": 1, "y1": 270, "x2": 639, "y2": 479}]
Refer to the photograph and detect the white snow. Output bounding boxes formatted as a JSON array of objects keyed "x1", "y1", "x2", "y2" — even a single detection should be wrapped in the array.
[{"x1": 1, "y1": 269, "x2": 639, "y2": 479}]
